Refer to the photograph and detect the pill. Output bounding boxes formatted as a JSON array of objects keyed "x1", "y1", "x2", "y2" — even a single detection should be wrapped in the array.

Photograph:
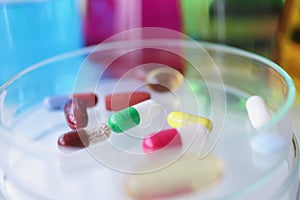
[
  {"x1": 108, "y1": 100, "x2": 162, "y2": 133},
  {"x1": 64, "y1": 99, "x2": 88, "y2": 130},
  {"x1": 58, "y1": 124, "x2": 111, "y2": 148},
  {"x1": 142, "y1": 125, "x2": 209, "y2": 153},
  {"x1": 105, "y1": 91, "x2": 151, "y2": 111},
  {"x1": 125, "y1": 154, "x2": 223, "y2": 199},
  {"x1": 251, "y1": 134, "x2": 286, "y2": 154},
  {"x1": 167, "y1": 111, "x2": 213, "y2": 132},
  {"x1": 146, "y1": 67, "x2": 183, "y2": 92},
  {"x1": 142, "y1": 129, "x2": 182, "y2": 153},
  {"x1": 246, "y1": 95, "x2": 273, "y2": 129},
  {"x1": 44, "y1": 93, "x2": 98, "y2": 111}
]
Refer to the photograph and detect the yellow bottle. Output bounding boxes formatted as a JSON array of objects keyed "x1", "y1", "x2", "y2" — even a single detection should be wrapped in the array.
[{"x1": 277, "y1": 0, "x2": 300, "y2": 94}]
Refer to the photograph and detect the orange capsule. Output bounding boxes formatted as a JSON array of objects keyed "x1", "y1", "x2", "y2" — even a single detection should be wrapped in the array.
[
  {"x1": 64, "y1": 99, "x2": 88, "y2": 130},
  {"x1": 105, "y1": 91, "x2": 151, "y2": 111}
]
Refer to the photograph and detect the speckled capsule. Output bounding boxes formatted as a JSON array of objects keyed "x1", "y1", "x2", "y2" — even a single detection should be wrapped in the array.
[{"x1": 58, "y1": 124, "x2": 111, "y2": 148}]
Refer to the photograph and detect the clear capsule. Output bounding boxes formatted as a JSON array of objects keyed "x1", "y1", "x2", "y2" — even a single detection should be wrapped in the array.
[
  {"x1": 146, "y1": 67, "x2": 183, "y2": 92},
  {"x1": 58, "y1": 124, "x2": 111, "y2": 148},
  {"x1": 167, "y1": 111, "x2": 213, "y2": 132},
  {"x1": 108, "y1": 100, "x2": 162, "y2": 133}
]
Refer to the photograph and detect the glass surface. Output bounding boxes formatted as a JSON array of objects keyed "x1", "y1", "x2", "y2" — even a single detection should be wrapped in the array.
[{"x1": 0, "y1": 38, "x2": 297, "y2": 199}]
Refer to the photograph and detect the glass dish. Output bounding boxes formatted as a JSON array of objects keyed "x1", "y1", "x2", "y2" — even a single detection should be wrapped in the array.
[{"x1": 0, "y1": 36, "x2": 298, "y2": 199}]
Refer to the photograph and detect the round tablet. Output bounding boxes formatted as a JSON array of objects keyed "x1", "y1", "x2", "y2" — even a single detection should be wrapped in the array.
[{"x1": 251, "y1": 134, "x2": 286, "y2": 154}]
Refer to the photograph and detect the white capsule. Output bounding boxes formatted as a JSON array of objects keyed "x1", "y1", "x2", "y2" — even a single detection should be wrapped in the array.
[
  {"x1": 246, "y1": 95, "x2": 273, "y2": 129},
  {"x1": 133, "y1": 99, "x2": 162, "y2": 126}
]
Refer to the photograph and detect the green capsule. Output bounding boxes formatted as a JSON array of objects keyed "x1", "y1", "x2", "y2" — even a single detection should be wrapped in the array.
[{"x1": 108, "y1": 107, "x2": 141, "y2": 133}]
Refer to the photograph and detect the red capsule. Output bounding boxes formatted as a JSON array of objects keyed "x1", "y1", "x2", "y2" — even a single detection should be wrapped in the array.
[
  {"x1": 105, "y1": 91, "x2": 151, "y2": 111},
  {"x1": 58, "y1": 129, "x2": 89, "y2": 147},
  {"x1": 142, "y1": 128, "x2": 182, "y2": 153},
  {"x1": 64, "y1": 99, "x2": 88, "y2": 130},
  {"x1": 70, "y1": 93, "x2": 98, "y2": 107}
]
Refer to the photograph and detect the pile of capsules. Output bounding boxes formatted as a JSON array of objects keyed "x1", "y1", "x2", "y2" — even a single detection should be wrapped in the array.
[
  {"x1": 44, "y1": 91, "x2": 213, "y2": 152},
  {"x1": 43, "y1": 91, "x2": 286, "y2": 155},
  {"x1": 43, "y1": 77, "x2": 287, "y2": 199}
]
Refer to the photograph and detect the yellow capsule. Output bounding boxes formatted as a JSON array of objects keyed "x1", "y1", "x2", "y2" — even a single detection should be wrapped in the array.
[{"x1": 167, "y1": 111, "x2": 213, "y2": 132}]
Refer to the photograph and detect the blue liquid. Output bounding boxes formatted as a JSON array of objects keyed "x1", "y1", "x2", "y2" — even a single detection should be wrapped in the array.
[{"x1": 0, "y1": 0, "x2": 83, "y2": 85}]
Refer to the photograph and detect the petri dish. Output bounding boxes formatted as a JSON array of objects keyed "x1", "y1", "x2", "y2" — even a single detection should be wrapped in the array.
[{"x1": 0, "y1": 36, "x2": 298, "y2": 199}]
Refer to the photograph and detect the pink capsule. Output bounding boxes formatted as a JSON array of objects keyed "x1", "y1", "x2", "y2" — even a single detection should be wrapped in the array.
[
  {"x1": 142, "y1": 128, "x2": 182, "y2": 153},
  {"x1": 64, "y1": 99, "x2": 88, "y2": 130}
]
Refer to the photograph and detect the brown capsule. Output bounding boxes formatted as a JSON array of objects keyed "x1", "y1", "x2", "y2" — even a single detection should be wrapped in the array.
[
  {"x1": 105, "y1": 91, "x2": 151, "y2": 111},
  {"x1": 58, "y1": 129, "x2": 89, "y2": 147},
  {"x1": 64, "y1": 99, "x2": 88, "y2": 130},
  {"x1": 70, "y1": 93, "x2": 98, "y2": 107}
]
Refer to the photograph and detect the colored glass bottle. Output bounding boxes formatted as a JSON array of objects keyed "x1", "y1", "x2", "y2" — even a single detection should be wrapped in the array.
[{"x1": 277, "y1": 0, "x2": 300, "y2": 93}]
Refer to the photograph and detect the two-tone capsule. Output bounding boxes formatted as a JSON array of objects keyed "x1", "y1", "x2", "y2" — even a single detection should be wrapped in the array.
[
  {"x1": 58, "y1": 124, "x2": 111, "y2": 148},
  {"x1": 105, "y1": 91, "x2": 151, "y2": 111},
  {"x1": 108, "y1": 100, "x2": 162, "y2": 133},
  {"x1": 167, "y1": 111, "x2": 213, "y2": 132},
  {"x1": 64, "y1": 99, "x2": 89, "y2": 130},
  {"x1": 44, "y1": 92, "x2": 98, "y2": 111}
]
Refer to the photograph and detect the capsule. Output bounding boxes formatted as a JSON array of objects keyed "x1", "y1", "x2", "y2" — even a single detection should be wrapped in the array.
[
  {"x1": 105, "y1": 91, "x2": 151, "y2": 111},
  {"x1": 142, "y1": 129, "x2": 182, "y2": 153},
  {"x1": 44, "y1": 93, "x2": 98, "y2": 111},
  {"x1": 167, "y1": 111, "x2": 213, "y2": 132},
  {"x1": 125, "y1": 155, "x2": 223, "y2": 199},
  {"x1": 58, "y1": 124, "x2": 111, "y2": 148},
  {"x1": 246, "y1": 95, "x2": 273, "y2": 129},
  {"x1": 142, "y1": 125, "x2": 209, "y2": 153},
  {"x1": 108, "y1": 100, "x2": 162, "y2": 133},
  {"x1": 146, "y1": 67, "x2": 183, "y2": 92},
  {"x1": 64, "y1": 99, "x2": 88, "y2": 130}
]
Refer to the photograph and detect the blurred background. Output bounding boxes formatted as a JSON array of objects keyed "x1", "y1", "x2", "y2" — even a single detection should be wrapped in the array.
[
  {"x1": 1, "y1": 0, "x2": 300, "y2": 117},
  {"x1": 0, "y1": 0, "x2": 290, "y2": 84}
]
